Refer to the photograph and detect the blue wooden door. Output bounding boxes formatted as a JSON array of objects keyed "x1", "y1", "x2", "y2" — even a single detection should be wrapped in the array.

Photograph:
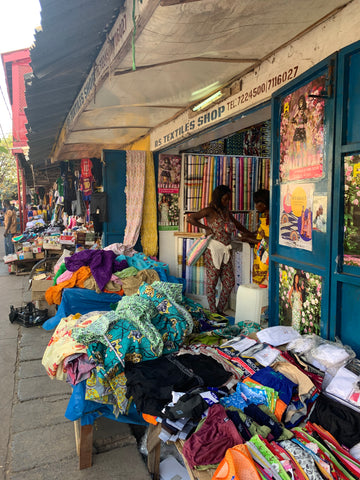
[
  {"x1": 102, "y1": 150, "x2": 127, "y2": 246},
  {"x1": 330, "y1": 42, "x2": 360, "y2": 356},
  {"x1": 269, "y1": 57, "x2": 336, "y2": 341}
]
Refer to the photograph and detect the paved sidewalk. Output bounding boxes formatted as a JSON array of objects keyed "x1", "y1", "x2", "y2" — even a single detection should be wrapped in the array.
[{"x1": 0, "y1": 227, "x2": 151, "y2": 480}]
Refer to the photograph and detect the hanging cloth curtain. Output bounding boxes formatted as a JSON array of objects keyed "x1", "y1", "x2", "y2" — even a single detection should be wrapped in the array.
[
  {"x1": 140, "y1": 150, "x2": 158, "y2": 257},
  {"x1": 123, "y1": 150, "x2": 146, "y2": 248}
]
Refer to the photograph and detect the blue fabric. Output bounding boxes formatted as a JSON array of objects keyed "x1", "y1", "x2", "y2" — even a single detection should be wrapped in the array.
[
  {"x1": 116, "y1": 252, "x2": 169, "y2": 273},
  {"x1": 42, "y1": 287, "x2": 121, "y2": 330},
  {"x1": 65, "y1": 380, "x2": 147, "y2": 426}
]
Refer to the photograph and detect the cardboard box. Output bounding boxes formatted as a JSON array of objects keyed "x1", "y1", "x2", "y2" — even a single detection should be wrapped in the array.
[
  {"x1": 4, "y1": 254, "x2": 18, "y2": 263},
  {"x1": 35, "y1": 300, "x2": 56, "y2": 317},
  {"x1": 59, "y1": 235, "x2": 76, "y2": 245},
  {"x1": 23, "y1": 252, "x2": 34, "y2": 259},
  {"x1": 31, "y1": 278, "x2": 53, "y2": 301},
  {"x1": 35, "y1": 252, "x2": 45, "y2": 259}
]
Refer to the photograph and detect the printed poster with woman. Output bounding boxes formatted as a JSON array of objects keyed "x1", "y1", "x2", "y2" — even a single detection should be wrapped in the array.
[
  {"x1": 279, "y1": 182, "x2": 314, "y2": 251},
  {"x1": 158, "y1": 154, "x2": 181, "y2": 230},
  {"x1": 279, "y1": 264, "x2": 322, "y2": 334},
  {"x1": 280, "y1": 76, "x2": 326, "y2": 182}
]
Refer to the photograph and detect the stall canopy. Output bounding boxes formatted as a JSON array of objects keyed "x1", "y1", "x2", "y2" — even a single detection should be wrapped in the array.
[{"x1": 25, "y1": 0, "x2": 351, "y2": 165}]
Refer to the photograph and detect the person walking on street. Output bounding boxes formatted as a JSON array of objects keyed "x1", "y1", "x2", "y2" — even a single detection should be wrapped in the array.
[{"x1": 3, "y1": 199, "x2": 17, "y2": 255}]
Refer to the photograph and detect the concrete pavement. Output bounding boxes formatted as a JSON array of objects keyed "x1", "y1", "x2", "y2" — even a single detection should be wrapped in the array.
[{"x1": 0, "y1": 226, "x2": 151, "y2": 480}]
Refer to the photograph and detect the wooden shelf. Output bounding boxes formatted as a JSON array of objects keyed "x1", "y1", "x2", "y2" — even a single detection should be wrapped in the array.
[{"x1": 174, "y1": 232, "x2": 204, "y2": 238}]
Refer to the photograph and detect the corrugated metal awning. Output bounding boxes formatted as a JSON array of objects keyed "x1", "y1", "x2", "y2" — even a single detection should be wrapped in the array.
[{"x1": 25, "y1": 0, "x2": 125, "y2": 166}]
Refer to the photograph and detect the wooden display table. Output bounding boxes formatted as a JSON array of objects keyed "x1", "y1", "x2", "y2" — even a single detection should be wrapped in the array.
[
  {"x1": 11, "y1": 257, "x2": 42, "y2": 276},
  {"x1": 74, "y1": 421, "x2": 214, "y2": 479}
]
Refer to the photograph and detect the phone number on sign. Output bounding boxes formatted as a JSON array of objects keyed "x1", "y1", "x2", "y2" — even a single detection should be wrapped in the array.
[{"x1": 227, "y1": 66, "x2": 299, "y2": 110}]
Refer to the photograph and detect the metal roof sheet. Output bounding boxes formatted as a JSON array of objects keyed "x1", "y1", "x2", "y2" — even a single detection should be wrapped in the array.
[{"x1": 25, "y1": 0, "x2": 125, "y2": 166}]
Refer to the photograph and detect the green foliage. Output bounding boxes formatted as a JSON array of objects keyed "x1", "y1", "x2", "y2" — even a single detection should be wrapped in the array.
[
  {"x1": 0, "y1": 137, "x2": 18, "y2": 201},
  {"x1": 344, "y1": 156, "x2": 360, "y2": 260}
]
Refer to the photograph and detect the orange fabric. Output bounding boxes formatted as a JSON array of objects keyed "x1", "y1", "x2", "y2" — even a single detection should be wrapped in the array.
[
  {"x1": 212, "y1": 444, "x2": 261, "y2": 480},
  {"x1": 45, "y1": 266, "x2": 92, "y2": 305},
  {"x1": 142, "y1": 413, "x2": 158, "y2": 425},
  {"x1": 103, "y1": 288, "x2": 124, "y2": 296}
]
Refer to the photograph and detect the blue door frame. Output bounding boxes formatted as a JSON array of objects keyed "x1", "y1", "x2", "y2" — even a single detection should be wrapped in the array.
[
  {"x1": 102, "y1": 150, "x2": 127, "y2": 247},
  {"x1": 330, "y1": 41, "x2": 360, "y2": 356},
  {"x1": 269, "y1": 56, "x2": 336, "y2": 340}
]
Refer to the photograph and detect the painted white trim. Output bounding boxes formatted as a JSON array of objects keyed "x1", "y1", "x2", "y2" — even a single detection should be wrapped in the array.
[{"x1": 150, "y1": 0, "x2": 360, "y2": 150}]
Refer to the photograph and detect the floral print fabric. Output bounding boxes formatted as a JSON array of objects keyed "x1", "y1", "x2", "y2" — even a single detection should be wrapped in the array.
[
  {"x1": 42, "y1": 313, "x2": 98, "y2": 380},
  {"x1": 124, "y1": 150, "x2": 146, "y2": 248}
]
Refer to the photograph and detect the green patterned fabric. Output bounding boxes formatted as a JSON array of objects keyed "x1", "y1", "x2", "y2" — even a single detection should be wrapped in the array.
[
  {"x1": 72, "y1": 311, "x2": 120, "y2": 345},
  {"x1": 113, "y1": 266, "x2": 139, "y2": 278},
  {"x1": 85, "y1": 370, "x2": 130, "y2": 416},
  {"x1": 138, "y1": 283, "x2": 190, "y2": 354},
  {"x1": 75, "y1": 281, "x2": 191, "y2": 380},
  {"x1": 150, "y1": 281, "x2": 194, "y2": 333}
]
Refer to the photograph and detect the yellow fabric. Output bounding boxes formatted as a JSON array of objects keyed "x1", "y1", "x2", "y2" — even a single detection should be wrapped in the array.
[
  {"x1": 42, "y1": 313, "x2": 85, "y2": 381},
  {"x1": 252, "y1": 214, "x2": 270, "y2": 285},
  {"x1": 45, "y1": 266, "x2": 92, "y2": 305},
  {"x1": 121, "y1": 269, "x2": 160, "y2": 296},
  {"x1": 127, "y1": 136, "x2": 158, "y2": 256}
]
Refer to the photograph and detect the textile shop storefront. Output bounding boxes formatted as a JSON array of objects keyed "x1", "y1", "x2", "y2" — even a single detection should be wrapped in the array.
[{"x1": 148, "y1": 51, "x2": 360, "y2": 357}]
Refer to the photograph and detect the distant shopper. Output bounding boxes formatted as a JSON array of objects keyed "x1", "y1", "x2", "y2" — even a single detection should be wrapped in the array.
[{"x1": 3, "y1": 200, "x2": 17, "y2": 255}]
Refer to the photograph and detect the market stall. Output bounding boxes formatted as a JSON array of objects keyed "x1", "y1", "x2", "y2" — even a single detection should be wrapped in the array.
[{"x1": 38, "y1": 244, "x2": 360, "y2": 479}]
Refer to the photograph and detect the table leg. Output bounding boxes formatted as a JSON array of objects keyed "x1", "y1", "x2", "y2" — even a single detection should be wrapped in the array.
[
  {"x1": 147, "y1": 423, "x2": 161, "y2": 480},
  {"x1": 74, "y1": 420, "x2": 93, "y2": 469}
]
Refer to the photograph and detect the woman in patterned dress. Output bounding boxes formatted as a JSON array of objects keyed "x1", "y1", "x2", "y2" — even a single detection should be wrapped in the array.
[
  {"x1": 187, "y1": 185, "x2": 251, "y2": 315},
  {"x1": 288, "y1": 272, "x2": 303, "y2": 331}
]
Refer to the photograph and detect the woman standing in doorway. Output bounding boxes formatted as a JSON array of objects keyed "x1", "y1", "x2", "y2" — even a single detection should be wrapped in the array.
[{"x1": 187, "y1": 185, "x2": 251, "y2": 315}]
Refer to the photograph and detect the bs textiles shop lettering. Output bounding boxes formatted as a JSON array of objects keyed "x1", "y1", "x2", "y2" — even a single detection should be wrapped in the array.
[
  {"x1": 151, "y1": 65, "x2": 300, "y2": 151},
  {"x1": 154, "y1": 106, "x2": 226, "y2": 148}
]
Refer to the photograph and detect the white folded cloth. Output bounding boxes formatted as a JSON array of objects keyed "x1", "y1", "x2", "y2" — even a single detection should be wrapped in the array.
[{"x1": 207, "y1": 238, "x2": 232, "y2": 269}]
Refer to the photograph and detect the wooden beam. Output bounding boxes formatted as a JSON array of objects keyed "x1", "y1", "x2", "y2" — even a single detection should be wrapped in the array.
[
  {"x1": 71, "y1": 126, "x2": 152, "y2": 132},
  {"x1": 146, "y1": 423, "x2": 162, "y2": 480},
  {"x1": 74, "y1": 420, "x2": 93, "y2": 470},
  {"x1": 114, "y1": 56, "x2": 258, "y2": 76},
  {"x1": 160, "y1": 0, "x2": 202, "y2": 5}
]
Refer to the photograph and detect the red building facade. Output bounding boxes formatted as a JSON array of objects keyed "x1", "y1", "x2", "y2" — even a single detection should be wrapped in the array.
[{"x1": 1, "y1": 48, "x2": 32, "y2": 231}]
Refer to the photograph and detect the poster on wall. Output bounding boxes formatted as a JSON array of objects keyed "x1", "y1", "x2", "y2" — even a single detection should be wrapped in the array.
[
  {"x1": 279, "y1": 264, "x2": 322, "y2": 335},
  {"x1": 344, "y1": 154, "x2": 360, "y2": 266},
  {"x1": 158, "y1": 154, "x2": 181, "y2": 230},
  {"x1": 312, "y1": 194, "x2": 327, "y2": 233},
  {"x1": 279, "y1": 182, "x2": 314, "y2": 251},
  {"x1": 280, "y1": 76, "x2": 325, "y2": 182}
]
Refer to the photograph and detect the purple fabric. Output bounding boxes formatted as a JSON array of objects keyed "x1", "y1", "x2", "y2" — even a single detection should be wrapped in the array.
[
  {"x1": 64, "y1": 353, "x2": 95, "y2": 385},
  {"x1": 182, "y1": 404, "x2": 243, "y2": 468},
  {"x1": 65, "y1": 250, "x2": 128, "y2": 291}
]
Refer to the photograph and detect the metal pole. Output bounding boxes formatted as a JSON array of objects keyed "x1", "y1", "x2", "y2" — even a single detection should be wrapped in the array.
[
  {"x1": 21, "y1": 166, "x2": 27, "y2": 232},
  {"x1": 15, "y1": 154, "x2": 23, "y2": 232}
]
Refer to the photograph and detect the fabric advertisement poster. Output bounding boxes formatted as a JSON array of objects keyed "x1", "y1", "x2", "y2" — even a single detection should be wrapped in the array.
[
  {"x1": 279, "y1": 264, "x2": 322, "y2": 335},
  {"x1": 344, "y1": 154, "x2": 360, "y2": 266},
  {"x1": 312, "y1": 194, "x2": 327, "y2": 233},
  {"x1": 158, "y1": 154, "x2": 181, "y2": 231},
  {"x1": 280, "y1": 76, "x2": 325, "y2": 182},
  {"x1": 279, "y1": 182, "x2": 314, "y2": 251}
]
